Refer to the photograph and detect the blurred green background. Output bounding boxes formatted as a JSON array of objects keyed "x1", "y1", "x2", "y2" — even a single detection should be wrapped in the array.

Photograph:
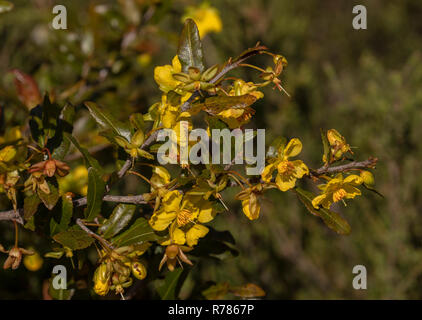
[{"x1": 1, "y1": 0, "x2": 422, "y2": 299}]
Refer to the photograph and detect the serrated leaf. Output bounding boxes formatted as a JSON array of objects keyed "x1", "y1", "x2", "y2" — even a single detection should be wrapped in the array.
[
  {"x1": 99, "y1": 203, "x2": 136, "y2": 239},
  {"x1": 177, "y1": 18, "x2": 205, "y2": 73},
  {"x1": 295, "y1": 187, "x2": 351, "y2": 235},
  {"x1": 24, "y1": 193, "x2": 41, "y2": 220},
  {"x1": 38, "y1": 181, "x2": 60, "y2": 210},
  {"x1": 156, "y1": 268, "x2": 184, "y2": 300},
  {"x1": 50, "y1": 195, "x2": 74, "y2": 236},
  {"x1": 85, "y1": 102, "x2": 132, "y2": 141},
  {"x1": 53, "y1": 225, "x2": 94, "y2": 250},
  {"x1": 64, "y1": 133, "x2": 102, "y2": 173},
  {"x1": 111, "y1": 217, "x2": 162, "y2": 247},
  {"x1": 85, "y1": 167, "x2": 106, "y2": 221}
]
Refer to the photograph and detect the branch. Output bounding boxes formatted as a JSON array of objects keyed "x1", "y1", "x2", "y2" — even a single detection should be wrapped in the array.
[
  {"x1": 76, "y1": 218, "x2": 115, "y2": 250},
  {"x1": 0, "y1": 194, "x2": 147, "y2": 225},
  {"x1": 310, "y1": 157, "x2": 378, "y2": 176},
  {"x1": 180, "y1": 45, "x2": 267, "y2": 112}
]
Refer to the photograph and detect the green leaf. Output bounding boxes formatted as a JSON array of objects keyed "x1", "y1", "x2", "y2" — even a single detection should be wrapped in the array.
[
  {"x1": 38, "y1": 181, "x2": 60, "y2": 210},
  {"x1": 0, "y1": 1, "x2": 13, "y2": 13},
  {"x1": 85, "y1": 167, "x2": 106, "y2": 221},
  {"x1": 42, "y1": 94, "x2": 61, "y2": 140},
  {"x1": 99, "y1": 203, "x2": 136, "y2": 239},
  {"x1": 295, "y1": 187, "x2": 351, "y2": 235},
  {"x1": 156, "y1": 268, "x2": 185, "y2": 300},
  {"x1": 50, "y1": 195, "x2": 74, "y2": 236},
  {"x1": 23, "y1": 193, "x2": 41, "y2": 220},
  {"x1": 111, "y1": 217, "x2": 163, "y2": 247},
  {"x1": 64, "y1": 133, "x2": 102, "y2": 173},
  {"x1": 85, "y1": 102, "x2": 132, "y2": 141},
  {"x1": 48, "y1": 277, "x2": 74, "y2": 300},
  {"x1": 53, "y1": 225, "x2": 95, "y2": 250},
  {"x1": 177, "y1": 18, "x2": 205, "y2": 73},
  {"x1": 51, "y1": 103, "x2": 76, "y2": 160}
]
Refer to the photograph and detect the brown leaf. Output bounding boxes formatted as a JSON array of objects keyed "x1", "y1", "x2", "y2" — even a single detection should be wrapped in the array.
[{"x1": 10, "y1": 69, "x2": 42, "y2": 109}]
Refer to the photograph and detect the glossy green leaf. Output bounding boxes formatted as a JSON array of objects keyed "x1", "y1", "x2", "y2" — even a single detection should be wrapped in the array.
[
  {"x1": 53, "y1": 225, "x2": 94, "y2": 250},
  {"x1": 111, "y1": 217, "x2": 162, "y2": 247},
  {"x1": 85, "y1": 167, "x2": 106, "y2": 221},
  {"x1": 156, "y1": 268, "x2": 184, "y2": 300},
  {"x1": 177, "y1": 18, "x2": 204, "y2": 73},
  {"x1": 99, "y1": 203, "x2": 136, "y2": 239},
  {"x1": 295, "y1": 187, "x2": 351, "y2": 235},
  {"x1": 85, "y1": 101, "x2": 132, "y2": 141},
  {"x1": 50, "y1": 195, "x2": 74, "y2": 236}
]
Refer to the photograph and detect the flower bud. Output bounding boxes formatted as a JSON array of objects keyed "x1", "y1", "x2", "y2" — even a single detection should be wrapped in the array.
[
  {"x1": 165, "y1": 245, "x2": 179, "y2": 259},
  {"x1": 3, "y1": 247, "x2": 22, "y2": 270},
  {"x1": 131, "y1": 261, "x2": 147, "y2": 280},
  {"x1": 360, "y1": 171, "x2": 375, "y2": 186},
  {"x1": 131, "y1": 130, "x2": 145, "y2": 148},
  {"x1": 93, "y1": 263, "x2": 111, "y2": 296},
  {"x1": 24, "y1": 250, "x2": 43, "y2": 271}
]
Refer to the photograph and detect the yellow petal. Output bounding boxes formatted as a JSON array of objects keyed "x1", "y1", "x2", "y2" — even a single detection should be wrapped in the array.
[
  {"x1": 261, "y1": 163, "x2": 276, "y2": 182},
  {"x1": 275, "y1": 173, "x2": 297, "y2": 192},
  {"x1": 149, "y1": 210, "x2": 177, "y2": 231},
  {"x1": 291, "y1": 160, "x2": 309, "y2": 178},
  {"x1": 283, "y1": 138, "x2": 302, "y2": 159},
  {"x1": 186, "y1": 224, "x2": 209, "y2": 247},
  {"x1": 197, "y1": 201, "x2": 217, "y2": 223},
  {"x1": 343, "y1": 185, "x2": 362, "y2": 199},
  {"x1": 312, "y1": 194, "x2": 329, "y2": 209},
  {"x1": 162, "y1": 190, "x2": 183, "y2": 212},
  {"x1": 343, "y1": 174, "x2": 363, "y2": 185},
  {"x1": 241, "y1": 197, "x2": 260, "y2": 220},
  {"x1": 172, "y1": 228, "x2": 186, "y2": 245}
]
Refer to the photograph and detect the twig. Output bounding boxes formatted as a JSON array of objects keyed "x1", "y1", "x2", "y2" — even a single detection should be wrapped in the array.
[
  {"x1": 310, "y1": 157, "x2": 378, "y2": 176},
  {"x1": 180, "y1": 45, "x2": 267, "y2": 112},
  {"x1": 0, "y1": 194, "x2": 146, "y2": 225},
  {"x1": 76, "y1": 218, "x2": 115, "y2": 250}
]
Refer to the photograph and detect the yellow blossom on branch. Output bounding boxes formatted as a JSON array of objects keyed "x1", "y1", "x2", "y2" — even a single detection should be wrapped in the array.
[
  {"x1": 261, "y1": 138, "x2": 309, "y2": 191},
  {"x1": 312, "y1": 174, "x2": 363, "y2": 209}
]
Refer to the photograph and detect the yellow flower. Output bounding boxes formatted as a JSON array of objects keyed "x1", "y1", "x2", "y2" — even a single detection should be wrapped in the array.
[
  {"x1": 312, "y1": 174, "x2": 363, "y2": 209},
  {"x1": 23, "y1": 250, "x2": 43, "y2": 271},
  {"x1": 154, "y1": 56, "x2": 183, "y2": 93},
  {"x1": 235, "y1": 184, "x2": 264, "y2": 220},
  {"x1": 324, "y1": 129, "x2": 353, "y2": 162},
  {"x1": 149, "y1": 191, "x2": 216, "y2": 247},
  {"x1": 182, "y1": 2, "x2": 222, "y2": 38},
  {"x1": 229, "y1": 79, "x2": 264, "y2": 100},
  {"x1": 261, "y1": 138, "x2": 309, "y2": 191}
]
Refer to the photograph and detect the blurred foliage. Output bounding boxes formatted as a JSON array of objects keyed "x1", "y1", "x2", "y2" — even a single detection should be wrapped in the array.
[{"x1": 0, "y1": 0, "x2": 421, "y2": 299}]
